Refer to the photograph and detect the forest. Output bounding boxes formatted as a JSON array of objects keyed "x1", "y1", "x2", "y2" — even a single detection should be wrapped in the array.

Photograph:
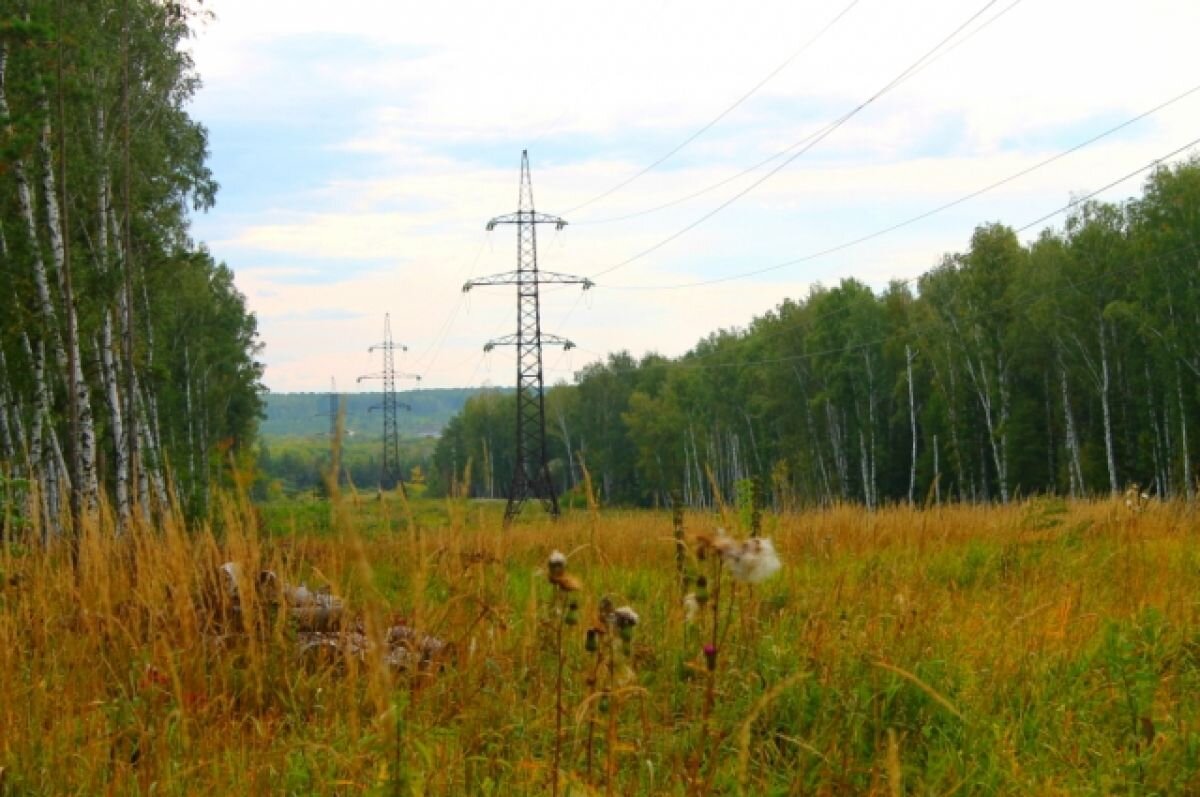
[
  {"x1": 431, "y1": 161, "x2": 1200, "y2": 509},
  {"x1": 0, "y1": 2, "x2": 263, "y2": 533},
  {"x1": 259, "y1": 388, "x2": 496, "y2": 438}
]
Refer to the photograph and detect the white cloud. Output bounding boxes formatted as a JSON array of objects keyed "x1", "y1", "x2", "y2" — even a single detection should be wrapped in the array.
[{"x1": 188, "y1": 0, "x2": 1200, "y2": 391}]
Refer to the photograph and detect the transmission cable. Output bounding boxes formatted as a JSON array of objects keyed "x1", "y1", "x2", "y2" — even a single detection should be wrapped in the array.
[
  {"x1": 561, "y1": 0, "x2": 863, "y2": 216},
  {"x1": 595, "y1": 82, "x2": 1200, "y2": 291},
  {"x1": 586, "y1": 0, "x2": 1003, "y2": 281},
  {"x1": 558, "y1": 139, "x2": 1200, "y2": 377},
  {"x1": 577, "y1": 0, "x2": 1025, "y2": 227}
]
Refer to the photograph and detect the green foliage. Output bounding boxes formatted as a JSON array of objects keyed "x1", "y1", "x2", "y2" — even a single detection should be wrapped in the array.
[
  {"x1": 259, "y1": 389, "x2": 495, "y2": 438},
  {"x1": 0, "y1": 0, "x2": 262, "y2": 523},
  {"x1": 433, "y1": 161, "x2": 1200, "y2": 510}
]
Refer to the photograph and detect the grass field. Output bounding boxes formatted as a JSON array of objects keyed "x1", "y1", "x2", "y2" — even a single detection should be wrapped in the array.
[{"x1": 2, "y1": 491, "x2": 1200, "y2": 795}]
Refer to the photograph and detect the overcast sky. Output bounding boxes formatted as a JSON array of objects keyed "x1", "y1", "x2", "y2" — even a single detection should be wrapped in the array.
[{"x1": 186, "y1": 0, "x2": 1200, "y2": 393}]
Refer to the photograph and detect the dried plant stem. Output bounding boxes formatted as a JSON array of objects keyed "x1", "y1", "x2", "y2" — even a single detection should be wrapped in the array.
[
  {"x1": 551, "y1": 592, "x2": 565, "y2": 797},
  {"x1": 584, "y1": 648, "x2": 604, "y2": 781}
]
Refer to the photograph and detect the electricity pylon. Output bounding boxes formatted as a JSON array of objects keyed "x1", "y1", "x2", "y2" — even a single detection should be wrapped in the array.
[
  {"x1": 316, "y1": 377, "x2": 339, "y2": 441},
  {"x1": 315, "y1": 377, "x2": 343, "y2": 493},
  {"x1": 358, "y1": 314, "x2": 420, "y2": 494},
  {"x1": 464, "y1": 150, "x2": 592, "y2": 522}
]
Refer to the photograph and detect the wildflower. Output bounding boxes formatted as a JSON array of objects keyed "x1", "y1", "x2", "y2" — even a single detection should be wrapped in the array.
[
  {"x1": 546, "y1": 550, "x2": 582, "y2": 592},
  {"x1": 703, "y1": 644, "x2": 718, "y2": 672},
  {"x1": 613, "y1": 606, "x2": 639, "y2": 643},
  {"x1": 585, "y1": 627, "x2": 600, "y2": 653},
  {"x1": 694, "y1": 575, "x2": 709, "y2": 607},
  {"x1": 564, "y1": 600, "x2": 580, "y2": 627}
]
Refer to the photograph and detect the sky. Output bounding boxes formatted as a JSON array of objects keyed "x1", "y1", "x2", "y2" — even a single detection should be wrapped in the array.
[{"x1": 185, "y1": 0, "x2": 1200, "y2": 393}]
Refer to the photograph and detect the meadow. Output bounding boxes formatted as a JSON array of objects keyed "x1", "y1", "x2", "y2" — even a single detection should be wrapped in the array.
[{"x1": 2, "y1": 490, "x2": 1199, "y2": 795}]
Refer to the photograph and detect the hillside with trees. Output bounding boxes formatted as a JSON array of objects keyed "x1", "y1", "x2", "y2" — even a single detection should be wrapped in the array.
[
  {"x1": 0, "y1": 2, "x2": 262, "y2": 530},
  {"x1": 259, "y1": 388, "x2": 505, "y2": 438},
  {"x1": 431, "y1": 161, "x2": 1200, "y2": 508}
]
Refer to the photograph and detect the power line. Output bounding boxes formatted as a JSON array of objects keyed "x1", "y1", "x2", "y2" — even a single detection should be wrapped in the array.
[
  {"x1": 595, "y1": 83, "x2": 1200, "y2": 291},
  {"x1": 585, "y1": 0, "x2": 1003, "y2": 281},
  {"x1": 1015, "y1": 136, "x2": 1200, "y2": 233},
  {"x1": 577, "y1": 0, "x2": 1026, "y2": 227},
  {"x1": 548, "y1": 141, "x2": 1200, "y2": 377},
  {"x1": 410, "y1": 233, "x2": 488, "y2": 374},
  {"x1": 562, "y1": 0, "x2": 863, "y2": 216}
]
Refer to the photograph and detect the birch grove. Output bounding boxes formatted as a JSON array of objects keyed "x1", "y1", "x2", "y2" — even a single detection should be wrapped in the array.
[
  {"x1": 0, "y1": 2, "x2": 263, "y2": 535},
  {"x1": 433, "y1": 160, "x2": 1200, "y2": 509}
]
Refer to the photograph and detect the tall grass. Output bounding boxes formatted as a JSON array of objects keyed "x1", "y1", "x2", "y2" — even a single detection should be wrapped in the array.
[{"x1": 2, "y1": 494, "x2": 1200, "y2": 794}]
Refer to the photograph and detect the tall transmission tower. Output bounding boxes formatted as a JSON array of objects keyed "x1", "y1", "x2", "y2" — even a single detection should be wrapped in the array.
[
  {"x1": 358, "y1": 314, "x2": 420, "y2": 494},
  {"x1": 464, "y1": 150, "x2": 592, "y2": 522}
]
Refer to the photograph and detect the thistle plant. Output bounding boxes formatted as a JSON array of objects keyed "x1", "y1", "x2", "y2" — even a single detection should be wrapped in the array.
[
  {"x1": 545, "y1": 549, "x2": 580, "y2": 797},
  {"x1": 685, "y1": 527, "x2": 782, "y2": 793},
  {"x1": 579, "y1": 594, "x2": 641, "y2": 795}
]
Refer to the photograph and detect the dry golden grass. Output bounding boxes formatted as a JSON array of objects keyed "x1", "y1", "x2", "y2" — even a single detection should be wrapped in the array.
[{"x1": 2, "y1": 493, "x2": 1200, "y2": 794}]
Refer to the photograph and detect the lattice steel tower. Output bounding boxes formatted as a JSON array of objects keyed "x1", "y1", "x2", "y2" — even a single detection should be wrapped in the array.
[
  {"x1": 464, "y1": 150, "x2": 592, "y2": 522},
  {"x1": 358, "y1": 314, "x2": 420, "y2": 493},
  {"x1": 318, "y1": 377, "x2": 339, "y2": 440}
]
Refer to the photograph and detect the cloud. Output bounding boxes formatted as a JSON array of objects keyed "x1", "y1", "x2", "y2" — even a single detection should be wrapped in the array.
[{"x1": 187, "y1": 0, "x2": 1200, "y2": 391}]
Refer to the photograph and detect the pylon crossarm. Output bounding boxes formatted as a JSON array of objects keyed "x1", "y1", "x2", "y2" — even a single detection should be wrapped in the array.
[
  {"x1": 538, "y1": 272, "x2": 594, "y2": 289},
  {"x1": 486, "y1": 212, "x2": 566, "y2": 230},
  {"x1": 463, "y1": 272, "x2": 593, "y2": 292},
  {"x1": 540, "y1": 334, "x2": 575, "y2": 350},
  {"x1": 484, "y1": 333, "x2": 574, "y2": 352},
  {"x1": 483, "y1": 334, "x2": 519, "y2": 352}
]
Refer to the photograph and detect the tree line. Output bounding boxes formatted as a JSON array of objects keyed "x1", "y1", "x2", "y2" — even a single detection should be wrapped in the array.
[
  {"x1": 0, "y1": 1, "x2": 262, "y2": 535},
  {"x1": 430, "y1": 160, "x2": 1200, "y2": 508}
]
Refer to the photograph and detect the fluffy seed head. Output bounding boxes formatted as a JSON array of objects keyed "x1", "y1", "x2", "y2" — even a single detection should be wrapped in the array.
[
  {"x1": 613, "y1": 606, "x2": 639, "y2": 628},
  {"x1": 725, "y1": 537, "x2": 783, "y2": 584},
  {"x1": 547, "y1": 550, "x2": 567, "y2": 580}
]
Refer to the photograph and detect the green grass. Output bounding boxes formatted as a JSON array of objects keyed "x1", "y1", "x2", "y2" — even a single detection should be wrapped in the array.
[{"x1": 2, "y1": 495, "x2": 1200, "y2": 794}]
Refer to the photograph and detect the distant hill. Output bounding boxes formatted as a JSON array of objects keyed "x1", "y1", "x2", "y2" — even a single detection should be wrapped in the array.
[{"x1": 260, "y1": 388, "x2": 510, "y2": 438}]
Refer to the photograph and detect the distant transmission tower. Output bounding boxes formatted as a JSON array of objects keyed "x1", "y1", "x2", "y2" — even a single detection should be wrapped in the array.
[
  {"x1": 358, "y1": 314, "x2": 420, "y2": 494},
  {"x1": 464, "y1": 150, "x2": 592, "y2": 522},
  {"x1": 317, "y1": 377, "x2": 339, "y2": 440},
  {"x1": 316, "y1": 377, "x2": 342, "y2": 491}
]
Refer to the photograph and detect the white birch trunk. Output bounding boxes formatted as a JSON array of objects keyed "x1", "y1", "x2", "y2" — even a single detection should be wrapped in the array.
[
  {"x1": 858, "y1": 429, "x2": 874, "y2": 511},
  {"x1": 933, "y1": 434, "x2": 941, "y2": 504},
  {"x1": 906, "y1": 345, "x2": 918, "y2": 503},
  {"x1": 795, "y1": 370, "x2": 832, "y2": 504},
  {"x1": 136, "y1": 379, "x2": 168, "y2": 514},
  {"x1": 864, "y1": 352, "x2": 878, "y2": 509},
  {"x1": 96, "y1": 106, "x2": 132, "y2": 526},
  {"x1": 1097, "y1": 321, "x2": 1118, "y2": 494},
  {"x1": 0, "y1": 354, "x2": 15, "y2": 467},
  {"x1": 825, "y1": 400, "x2": 848, "y2": 498},
  {"x1": 40, "y1": 99, "x2": 101, "y2": 511},
  {"x1": 958, "y1": 324, "x2": 1009, "y2": 502},
  {"x1": 556, "y1": 409, "x2": 576, "y2": 490},
  {"x1": 1059, "y1": 361, "x2": 1085, "y2": 498},
  {"x1": 1179, "y1": 368, "x2": 1193, "y2": 501}
]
